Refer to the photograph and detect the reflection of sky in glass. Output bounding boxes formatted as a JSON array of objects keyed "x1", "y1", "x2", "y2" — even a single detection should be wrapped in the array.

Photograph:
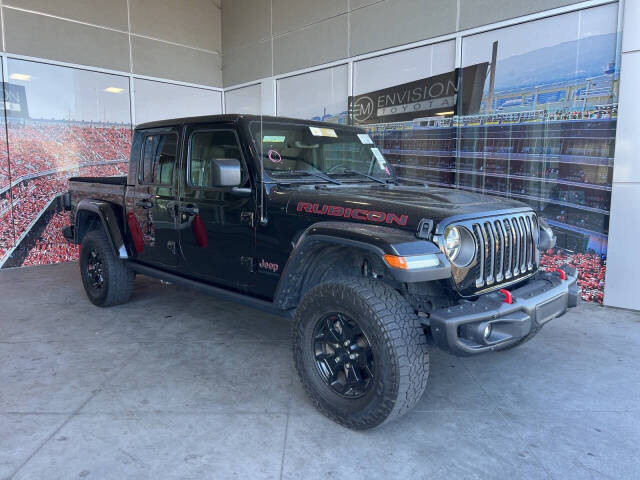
[
  {"x1": 133, "y1": 78, "x2": 223, "y2": 124},
  {"x1": 462, "y1": 3, "x2": 618, "y2": 66},
  {"x1": 7, "y1": 59, "x2": 131, "y2": 124},
  {"x1": 277, "y1": 65, "x2": 348, "y2": 121},
  {"x1": 225, "y1": 84, "x2": 261, "y2": 114},
  {"x1": 353, "y1": 40, "x2": 455, "y2": 95},
  {"x1": 461, "y1": 4, "x2": 619, "y2": 97}
]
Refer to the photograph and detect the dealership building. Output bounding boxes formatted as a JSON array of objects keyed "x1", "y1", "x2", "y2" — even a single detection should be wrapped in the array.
[
  {"x1": 0, "y1": 0, "x2": 636, "y2": 310},
  {"x1": 1, "y1": 0, "x2": 639, "y2": 478}
]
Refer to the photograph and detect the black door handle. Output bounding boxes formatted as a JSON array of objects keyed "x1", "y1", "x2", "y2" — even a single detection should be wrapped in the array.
[
  {"x1": 178, "y1": 205, "x2": 199, "y2": 215},
  {"x1": 136, "y1": 200, "x2": 153, "y2": 209}
]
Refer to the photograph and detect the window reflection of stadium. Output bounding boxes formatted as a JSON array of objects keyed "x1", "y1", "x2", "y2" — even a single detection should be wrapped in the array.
[
  {"x1": 368, "y1": 108, "x2": 616, "y2": 256},
  {"x1": 0, "y1": 118, "x2": 131, "y2": 267}
]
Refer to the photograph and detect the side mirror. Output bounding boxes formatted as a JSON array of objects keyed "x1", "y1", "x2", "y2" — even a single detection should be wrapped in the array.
[{"x1": 211, "y1": 158, "x2": 242, "y2": 187}]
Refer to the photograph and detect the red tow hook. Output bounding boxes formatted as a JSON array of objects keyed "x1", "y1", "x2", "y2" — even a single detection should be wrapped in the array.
[
  {"x1": 550, "y1": 268, "x2": 567, "y2": 280},
  {"x1": 499, "y1": 288, "x2": 513, "y2": 304}
]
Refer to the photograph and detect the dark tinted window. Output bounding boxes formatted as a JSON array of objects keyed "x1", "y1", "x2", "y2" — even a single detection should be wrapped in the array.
[
  {"x1": 189, "y1": 130, "x2": 244, "y2": 188},
  {"x1": 141, "y1": 133, "x2": 178, "y2": 185}
]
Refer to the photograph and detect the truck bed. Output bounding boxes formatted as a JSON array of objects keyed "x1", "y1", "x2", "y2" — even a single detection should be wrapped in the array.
[{"x1": 68, "y1": 176, "x2": 128, "y2": 208}]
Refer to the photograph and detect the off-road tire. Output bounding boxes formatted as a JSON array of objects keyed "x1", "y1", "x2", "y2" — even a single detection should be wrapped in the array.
[
  {"x1": 80, "y1": 228, "x2": 134, "y2": 307},
  {"x1": 292, "y1": 278, "x2": 429, "y2": 430},
  {"x1": 494, "y1": 324, "x2": 541, "y2": 351}
]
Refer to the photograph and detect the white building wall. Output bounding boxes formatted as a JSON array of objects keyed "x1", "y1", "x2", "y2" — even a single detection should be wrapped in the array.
[{"x1": 603, "y1": 0, "x2": 640, "y2": 310}]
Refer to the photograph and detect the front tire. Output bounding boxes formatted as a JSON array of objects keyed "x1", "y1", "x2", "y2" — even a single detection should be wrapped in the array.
[
  {"x1": 80, "y1": 229, "x2": 134, "y2": 307},
  {"x1": 293, "y1": 278, "x2": 429, "y2": 430}
]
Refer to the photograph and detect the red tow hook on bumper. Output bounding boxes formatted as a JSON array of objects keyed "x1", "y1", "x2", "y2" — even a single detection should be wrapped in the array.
[
  {"x1": 549, "y1": 268, "x2": 567, "y2": 280},
  {"x1": 499, "y1": 288, "x2": 513, "y2": 304}
]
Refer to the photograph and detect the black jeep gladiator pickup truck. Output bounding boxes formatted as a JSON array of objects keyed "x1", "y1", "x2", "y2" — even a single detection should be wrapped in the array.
[{"x1": 63, "y1": 114, "x2": 578, "y2": 430}]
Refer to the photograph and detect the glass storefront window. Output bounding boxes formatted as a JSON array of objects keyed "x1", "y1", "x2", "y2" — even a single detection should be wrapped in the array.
[
  {"x1": 276, "y1": 65, "x2": 348, "y2": 123},
  {"x1": 456, "y1": 3, "x2": 619, "y2": 303},
  {"x1": 133, "y1": 78, "x2": 222, "y2": 125},
  {"x1": 353, "y1": 41, "x2": 455, "y2": 96},
  {"x1": 347, "y1": 5, "x2": 619, "y2": 303},
  {"x1": 225, "y1": 84, "x2": 261, "y2": 114},
  {"x1": 0, "y1": 62, "x2": 13, "y2": 260},
  {"x1": 0, "y1": 2, "x2": 622, "y2": 306},
  {"x1": 350, "y1": 40, "x2": 458, "y2": 204},
  {"x1": 2, "y1": 59, "x2": 132, "y2": 268}
]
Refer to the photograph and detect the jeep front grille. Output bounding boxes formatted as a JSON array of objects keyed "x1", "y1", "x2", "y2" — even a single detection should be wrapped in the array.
[{"x1": 447, "y1": 212, "x2": 539, "y2": 296}]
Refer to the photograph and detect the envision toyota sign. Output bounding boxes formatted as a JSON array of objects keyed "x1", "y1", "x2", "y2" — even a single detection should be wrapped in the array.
[{"x1": 348, "y1": 62, "x2": 488, "y2": 124}]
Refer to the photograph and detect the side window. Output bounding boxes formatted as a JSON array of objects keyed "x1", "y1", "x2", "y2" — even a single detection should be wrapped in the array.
[
  {"x1": 141, "y1": 133, "x2": 178, "y2": 185},
  {"x1": 189, "y1": 130, "x2": 246, "y2": 188}
]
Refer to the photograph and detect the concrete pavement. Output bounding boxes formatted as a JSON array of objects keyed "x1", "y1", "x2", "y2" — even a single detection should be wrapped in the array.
[{"x1": 1, "y1": 262, "x2": 639, "y2": 479}]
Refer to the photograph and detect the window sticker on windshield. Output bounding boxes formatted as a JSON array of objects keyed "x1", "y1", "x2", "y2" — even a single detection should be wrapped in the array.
[
  {"x1": 263, "y1": 135, "x2": 285, "y2": 142},
  {"x1": 268, "y1": 149, "x2": 282, "y2": 163},
  {"x1": 357, "y1": 133, "x2": 373, "y2": 144},
  {"x1": 309, "y1": 126, "x2": 337, "y2": 138},
  {"x1": 371, "y1": 147, "x2": 387, "y2": 169}
]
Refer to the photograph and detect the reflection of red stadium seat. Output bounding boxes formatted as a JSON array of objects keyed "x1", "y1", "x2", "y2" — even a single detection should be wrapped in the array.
[
  {"x1": 1, "y1": 122, "x2": 131, "y2": 190},
  {"x1": 541, "y1": 249, "x2": 606, "y2": 304},
  {"x1": 21, "y1": 212, "x2": 79, "y2": 266},
  {"x1": 0, "y1": 121, "x2": 131, "y2": 267}
]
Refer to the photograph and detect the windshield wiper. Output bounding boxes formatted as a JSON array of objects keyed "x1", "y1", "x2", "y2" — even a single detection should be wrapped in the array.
[
  {"x1": 269, "y1": 170, "x2": 342, "y2": 185},
  {"x1": 327, "y1": 169, "x2": 390, "y2": 184}
]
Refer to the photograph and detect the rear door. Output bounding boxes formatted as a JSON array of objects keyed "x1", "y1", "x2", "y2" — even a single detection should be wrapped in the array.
[
  {"x1": 131, "y1": 127, "x2": 181, "y2": 267},
  {"x1": 177, "y1": 125, "x2": 255, "y2": 288}
]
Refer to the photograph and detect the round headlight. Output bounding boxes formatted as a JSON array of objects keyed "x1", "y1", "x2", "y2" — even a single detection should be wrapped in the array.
[
  {"x1": 443, "y1": 226, "x2": 476, "y2": 267},
  {"x1": 444, "y1": 227, "x2": 461, "y2": 260}
]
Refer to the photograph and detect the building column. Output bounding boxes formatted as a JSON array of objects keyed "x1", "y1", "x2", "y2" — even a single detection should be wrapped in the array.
[{"x1": 604, "y1": 1, "x2": 640, "y2": 310}]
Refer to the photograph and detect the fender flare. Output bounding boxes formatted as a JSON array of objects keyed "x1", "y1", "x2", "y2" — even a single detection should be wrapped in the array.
[
  {"x1": 74, "y1": 199, "x2": 128, "y2": 259},
  {"x1": 273, "y1": 221, "x2": 451, "y2": 308}
]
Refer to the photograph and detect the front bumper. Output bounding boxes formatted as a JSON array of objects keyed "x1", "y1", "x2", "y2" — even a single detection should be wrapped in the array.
[{"x1": 428, "y1": 268, "x2": 578, "y2": 355}]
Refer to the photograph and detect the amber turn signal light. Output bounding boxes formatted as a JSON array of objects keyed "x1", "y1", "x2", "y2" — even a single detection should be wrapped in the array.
[
  {"x1": 383, "y1": 253, "x2": 440, "y2": 270},
  {"x1": 384, "y1": 254, "x2": 408, "y2": 269}
]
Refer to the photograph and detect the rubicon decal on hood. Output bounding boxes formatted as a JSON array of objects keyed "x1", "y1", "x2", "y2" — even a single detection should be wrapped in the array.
[{"x1": 296, "y1": 201, "x2": 408, "y2": 226}]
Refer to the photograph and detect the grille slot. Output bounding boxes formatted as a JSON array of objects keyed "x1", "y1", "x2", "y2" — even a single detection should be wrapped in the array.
[
  {"x1": 473, "y1": 224, "x2": 485, "y2": 287},
  {"x1": 466, "y1": 212, "x2": 538, "y2": 293},
  {"x1": 494, "y1": 220, "x2": 505, "y2": 283}
]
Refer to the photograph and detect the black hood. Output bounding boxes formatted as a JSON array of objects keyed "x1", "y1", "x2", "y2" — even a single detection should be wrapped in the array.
[{"x1": 278, "y1": 183, "x2": 531, "y2": 234}]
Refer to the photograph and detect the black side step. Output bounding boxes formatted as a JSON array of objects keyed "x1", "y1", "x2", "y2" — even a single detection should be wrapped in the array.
[{"x1": 129, "y1": 262, "x2": 294, "y2": 319}]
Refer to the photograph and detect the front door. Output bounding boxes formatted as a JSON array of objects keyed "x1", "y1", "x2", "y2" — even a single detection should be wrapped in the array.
[
  {"x1": 177, "y1": 126, "x2": 255, "y2": 289},
  {"x1": 132, "y1": 127, "x2": 181, "y2": 267}
]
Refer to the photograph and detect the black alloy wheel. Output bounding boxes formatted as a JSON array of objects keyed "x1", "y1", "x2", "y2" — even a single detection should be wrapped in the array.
[
  {"x1": 313, "y1": 313, "x2": 375, "y2": 399},
  {"x1": 86, "y1": 249, "x2": 105, "y2": 290}
]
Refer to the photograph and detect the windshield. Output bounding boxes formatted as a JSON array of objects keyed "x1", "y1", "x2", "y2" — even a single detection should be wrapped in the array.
[{"x1": 249, "y1": 121, "x2": 393, "y2": 181}]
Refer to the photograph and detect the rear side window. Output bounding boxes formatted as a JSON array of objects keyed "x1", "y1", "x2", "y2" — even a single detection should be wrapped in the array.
[
  {"x1": 141, "y1": 133, "x2": 178, "y2": 185},
  {"x1": 188, "y1": 130, "x2": 246, "y2": 188}
]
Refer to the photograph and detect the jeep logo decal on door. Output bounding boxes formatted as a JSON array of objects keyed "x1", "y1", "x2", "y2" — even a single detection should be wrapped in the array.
[
  {"x1": 258, "y1": 259, "x2": 279, "y2": 273},
  {"x1": 296, "y1": 202, "x2": 408, "y2": 226}
]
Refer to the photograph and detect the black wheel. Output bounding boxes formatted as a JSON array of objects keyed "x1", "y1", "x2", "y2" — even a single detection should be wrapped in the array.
[
  {"x1": 293, "y1": 278, "x2": 429, "y2": 430},
  {"x1": 80, "y1": 228, "x2": 134, "y2": 307},
  {"x1": 494, "y1": 324, "x2": 541, "y2": 351}
]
